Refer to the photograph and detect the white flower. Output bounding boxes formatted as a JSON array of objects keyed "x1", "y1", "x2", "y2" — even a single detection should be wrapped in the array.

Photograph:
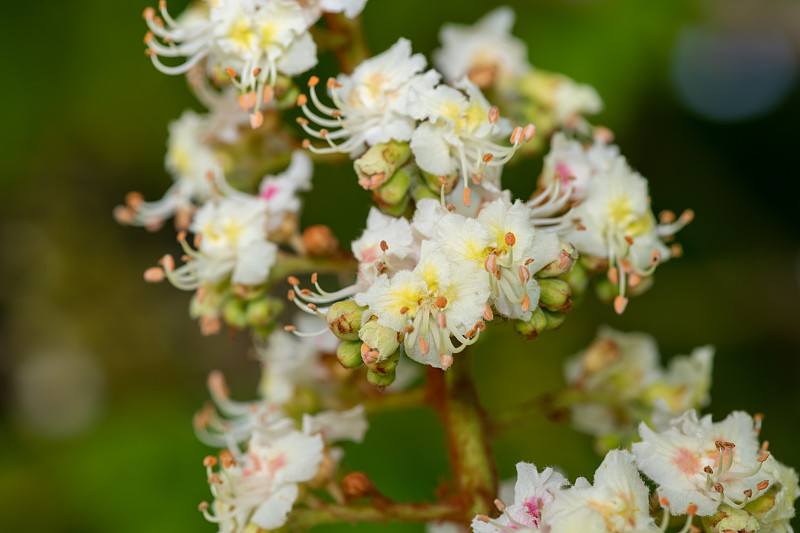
[
  {"x1": 632, "y1": 410, "x2": 774, "y2": 516},
  {"x1": 163, "y1": 194, "x2": 277, "y2": 289},
  {"x1": 472, "y1": 462, "x2": 569, "y2": 533},
  {"x1": 300, "y1": 0, "x2": 368, "y2": 21},
  {"x1": 543, "y1": 450, "x2": 659, "y2": 533},
  {"x1": 647, "y1": 346, "x2": 714, "y2": 429},
  {"x1": 564, "y1": 327, "x2": 661, "y2": 437},
  {"x1": 551, "y1": 78, "x2": 604, "y2": 126},
  {"x1": 300, "y1": 38, "x2": 439, "y2": 156},
  {"x1": 145, "y1": 0, "x2": 317, "y2": 121},
  {"x1": 434, "y1": 7, "x2": 529, "y2": 87},
  {"x1": 351, "y1": 207, "x2": 417, "y2": 285},
  {"x1": 411, "y1": 198, "x2": 450, "y2": 241},
  {"x1": 302, "y1": 404, "x2": 368, "y2": 443},
  {"x1": 116, "y1": 109, "x2": 223, "y2": 229},
  {"x1": 201, "y1": 428, "x2": 324, "y2": 533},
  {"x1": 756, "y1": 456, "x2": 800, "y2": 533},
  {"x1": 408, "y1": 78, "x2": 533, "y2": 194},
  {"x1": 434, "y1": 199, "x2": 560, "y2": 320},
  {"x1": 355, "y1": 240, "x2": 489, "y2": 369},
  {"x1": 559, "y1": 158, "x2": 682, "y2": 314},
  {"x1": 540, "y1": 133, "x2": 622, "y2": 202},
  {"x1": 257, "y1": 150, "x2": 313, "y2": 232}
]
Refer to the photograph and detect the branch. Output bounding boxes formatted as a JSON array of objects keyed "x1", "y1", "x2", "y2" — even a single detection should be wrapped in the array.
[{"x1": 289, "y1": 501, "x2": 461, "y2": 530}]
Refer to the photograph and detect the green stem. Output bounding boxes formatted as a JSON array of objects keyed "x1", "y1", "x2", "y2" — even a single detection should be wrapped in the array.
[
  {"x1": 429, "y1": 356, "x2": 497, "y2": 519},
  {"x1": 289, "y1": 501, "x2": 460, "y2": 530},
  {"x1": 268, "y1": 253, "x2": 357, "y2": 284},
  {"x1": 362, "y1": 387, "x2": 427, "y2": 415}
]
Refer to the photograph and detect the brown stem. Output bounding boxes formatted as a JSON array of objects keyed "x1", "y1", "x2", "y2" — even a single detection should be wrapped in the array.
[
  {"x1": 428, "y1": 356, "x2": 497, "y2": 520},
  {"x1": 323, "y1": 13, "x2": 370, "y2": 74},
  {"x1": 289, "y1": 501, "x2": 461, "y2": 530}
]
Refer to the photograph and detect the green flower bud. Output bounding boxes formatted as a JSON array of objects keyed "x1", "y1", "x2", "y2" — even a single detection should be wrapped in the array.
[
  {"x1": 246, "y1": 298, "x2": 282, "y2": 328},
  {"x1": 222, "y1": 298, "x2": 248, "y2": 329},
  {"x1": 537, "y1": 242, "x2": 577, "y2": 278},
  {"x1": 354, "y1": 141, "x2": 411, "y2": 190},
  {"x1": 358, "y1": 319, "x2": 400, "y2": 362},
  {"x1": 562, "y1": 260, "x2": 589, "y2": 295},
  {"x1": 411, "y1": 181, "x2": 439, "y2": 202},
  {"x1": 543, "y1": 309, "x2": 566, "y2": 330},
  {"x1": 701, "y1": 504, "x2": 758, "y2": 533},
  {"x1": 336, "y1": 340, "x2": 364, "y2": 369},
  {"x1": 538, "y1": 278, "x2": 572, "y2": 312},
  {"x1": 376, "y1": 165, "x2": 414, "y2": 207},
  {"x1": 515, "y1": 306, "x2": 547, "y2": 340},
  {"x1": 367, "y1": 369, "x2": 396, "y2": 387},
  {"x1": 366, "y1": 349, "x2": 401, "y2": 376},
  {"x1": 325, "y1": 301, "x2": 365, "y2": 341},
  {"x1": 420, "y1": 169, "x2": 459, "y2": 195}
]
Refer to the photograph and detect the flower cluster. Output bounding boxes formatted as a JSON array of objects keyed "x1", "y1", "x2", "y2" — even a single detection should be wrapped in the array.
[
  {"x1": 564, "y1": 326, "x2": 713, "y2": 451},
  {"x1": 474, "y1": 411, "x2": 797, "y2": 533},
  {"x1": 120, "y1": 2, "x2": 797, "y2": 533}
]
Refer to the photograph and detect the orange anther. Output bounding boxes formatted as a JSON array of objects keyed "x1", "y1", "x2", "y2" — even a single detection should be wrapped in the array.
[
  {"x1": 308, "y1": 75, "x2": 320, "y2": 87},
  {"x1": 687, "y1": 504, "x2": 698, "y2": 516},
  {"x1": 437, "y1": 312, "x2": 447, "y2": 329},
  {"x1": 505, "y1": 232, "x2": 515, "y2": 246},
  {"x1": 510, "y1": 126, "x2": 524, "y2": 144},
  {"x1": 463, "y1": 187, "x2": 471, "y2": 207},
  {"x1": 613, "y1": 295, "x2": 628, "y2": 315},
  {"x1": 203, "y1": 456, "x2": 218, "y2": 467},
  {"x1": 380, "y1": 240, "x2": 388, "y2": 252},
  {"x1": 225, "y1": 67, "x2": 237, "y2": 78},
  {"x1": 488, "y1": 107, "x2": 499, "y2": 124},
  {"x1": 440, "y1": 353, "x2": 453, "y2": 368},
  {"x1": 249, "y1": 111, "x2": 264, "y2": 129},
  {"x1": 144, "y1": 267, "x2": 164, "y2": 283},
  {"x1": 757, "y1": 480, "x2": 769, "y2": 491},
  {"x1": 436, "y1": 296, "x2": 448, "y2": 308},
  {"x1": 521, "y1": 294, "x2": 531, "y2": 312},
  {"x1": 419, "y1": 337, "x2": 429, "y2": 355},
  {"x1": 297, "y1": 94, "x2": 308, "y2": 106},
  {"x1": 523, "y1": 123, "x2": 535, "y2": 141},
  {"x1": 287, "y1": 276, "x2": 300, "y2": 285},
  {"x1": 284, "y1": 325, "x2": 296, "y2": 331},
  {"x1": 482, "y1": 153, "x2": 494, "y2": 163},
  {"x1": 624, "y1": 235, "x2": 634, "y2": 245}
]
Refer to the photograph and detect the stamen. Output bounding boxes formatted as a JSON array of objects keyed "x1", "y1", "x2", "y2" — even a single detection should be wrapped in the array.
[
  {"x1": 440, "y1": 353, "x2": 453, "y2": 368},
  {"x1": 463, "y1": 187, "x2": 471, "y2": 207},
  {"x1": 488, "y1": 107, "x2": 499, "y2": 124},
  {"x1": 613, "y1": 295, "x2": 628, "y2": 314},
  {"x1": 504, "y1": 232, "x2": 515, "y2": 246},
  {"x1": 523, "y1": 124, "x2": 535, "y2": 141},
  {"x1": 144, "y1": 266, "x2": 165, "y2": 282},
  {"x1": 380, "y1": 240, "x2": 388, "y2": 252},
  {"x1": 419, "y1": 337, "x2": 429, "y2": 355},
  {"x1": 436, "y1": 296, "x2": 447, "y2": 308}
]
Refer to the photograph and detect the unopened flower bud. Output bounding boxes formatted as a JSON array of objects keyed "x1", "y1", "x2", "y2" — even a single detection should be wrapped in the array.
[
  {"x1": 246, "y1": 298, "x2": 283, "y2": 329},
  {"x1": 562, "y1": 260, "x2": 589, "y2": 295},
  {"x1": 302, "y1": 224, "x2": 339, "y2": 257},
  {"x1": 542, "y1": 309, "x2": 567, "y2": 330},
  {"x1": 354, "y1": 141, "x2": 411, "y2": 191},
  {"x1": 538, "y1": 278, "x2": 572, "y2": 312},
  {"x1": 222, "y1": 299, "x2": 249, "y2": 329},
  {"x1": 341, "y1": 471, "x2": 378, "y2": 499},
  {"x1": 537, "y1": 242, "x2": 577, "y2": 278},
  {"x1": 336, "y1": 340, "x2": 364, "y2": 369},
  {"x1": 358, "y1": 319, "x2": 400, "y2": 362},
  {"x1": 421, "y1": 169, "x2": 459, "y2": 195},
  {"x1": 367, "y1": 369, "x2": 396, "y2": 387},
  {"x1": 325, "y1": 301, "x2": 365, "y2": 341},
  {"x1": 515, "y1": 307, "x2": 547, "y2": 340},
  {"x1": 375, "y1": 165, "x2": 414, "y2": 207},
  {"x1": 701, "y1": 504, "x2": 759, "y2": 533},
  {"x1": 366, "y1": 349, "x2": 400, "y2": 376},
  {"x1": 411, "y1": 181, "x2": 439, "y2": 202}
]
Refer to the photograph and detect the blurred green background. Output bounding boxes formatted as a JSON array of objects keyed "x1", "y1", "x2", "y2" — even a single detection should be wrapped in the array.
[{"x1": 1, "y1": 0, "x2": 799, "y2": 531}]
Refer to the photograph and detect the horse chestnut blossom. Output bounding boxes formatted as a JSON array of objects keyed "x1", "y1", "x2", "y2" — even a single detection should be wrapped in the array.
[
  {"x1": 299, "y1": 38, "x2": 440, "y2": 157},
  {"x1": 123, "y1": 2, "x2": 798, "y2": 532},
  {"x1": 434, "y1": 7, "x2": 528, "y2": 88},
  {"x1": 632, "y1": 410, "x2": 776, "y2": 517}
]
